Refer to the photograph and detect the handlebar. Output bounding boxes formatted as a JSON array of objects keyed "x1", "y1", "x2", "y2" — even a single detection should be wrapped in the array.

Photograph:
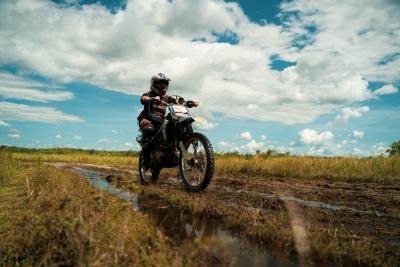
[{"x1": 150, "y1": 96, "x2": 199, "y2": 108}]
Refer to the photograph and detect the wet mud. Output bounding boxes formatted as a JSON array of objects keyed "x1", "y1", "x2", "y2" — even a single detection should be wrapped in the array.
[
  {"x1": 68, "y1": 167, "x2": 297, "y2": 267},
  {"x1": 52, "y1": 162, "x2": 400, "y2": 266}
]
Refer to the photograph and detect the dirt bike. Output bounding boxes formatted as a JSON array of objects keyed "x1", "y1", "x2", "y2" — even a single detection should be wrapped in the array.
[{"x1": 136, "y1": 95, "x2": 214, "y2": 192}]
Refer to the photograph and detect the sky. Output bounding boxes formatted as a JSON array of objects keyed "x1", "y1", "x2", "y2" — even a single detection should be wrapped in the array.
[{"x1": 0, "y1": 0, "x2": 399, "y2": 156}]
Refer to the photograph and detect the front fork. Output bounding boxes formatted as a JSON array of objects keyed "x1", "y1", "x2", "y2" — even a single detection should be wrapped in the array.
[{"x1": 175, "y1": 124, "x2": 193, "y2": 163}]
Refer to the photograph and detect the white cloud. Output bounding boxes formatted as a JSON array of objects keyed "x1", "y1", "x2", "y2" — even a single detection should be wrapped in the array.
[
  {"x1": 193, "y1": 116, "x2": 219, "y2": 131},
  {"x1": 73, "y1": 135, "x2": 82, "y2": 140},
  {"x1": 98, "y1": 138, "x2": 111, "y2": 143},
  {"x1": 111, "y1": 129, "x2": 118, "y2": 134},
  {"x1": 352, "y1": 148, "x2": 369, "y2": 157},
  {"x1": 1, "y1": 0, "x2": 395, "y2": 124},
  {"x1": 0, "y1": 102, "x2": 83, "y2": 123},
  {"x1": 306, "y1": 146, "x2": 326, "y2": 156},
  {"x1": 299, "y1": 128, "x2": 334, "y2": 145},
  {"x1": 280, "y1": 0, "x2": 400, "y2": 84},
  {"x1": 373, "y1": 85, "x2": 399, "y2": 96},
  {"x1": 372, "y1": 142, "x2": 388, "y2": 155},
  {"x1": 56, "y1": 134, "x2": 62, "y2": 139},
  {"x1": 239, "y1": 131, "x2": 252, "y2": 141},
  {"x1": 0, "y1": 72, "x2": 73, "y2": 102},
  {"x1": 341, "y1": 139, "x2": 357, "y2": 145},
  {"x1": 352, "y1": 130, "x2": 364, "y2": 139},
  {"x1": 260, "y1": 134, "x2": 267, "y2": 141},
  {"x1": 8, "y1": 128, "x2": 22, "y2": 139},
  {"x1": 240, "y1": 139, "x2": 264, "y2": 154},
  {"x1": 0, "y1": 120, "x2": 10, "y2": 126},
  {"x1": 334, "y1": 106, "x2": 369, "y2": 124},
  {"x1": 218, "y1": 141, "x2": 231, "y2": 148},
  {"x1": 124, "y1": 142, "x2": 134, "y2": 148},
  {"x1": 217, "y1": 139, "x2": 264, "y2": 154}
]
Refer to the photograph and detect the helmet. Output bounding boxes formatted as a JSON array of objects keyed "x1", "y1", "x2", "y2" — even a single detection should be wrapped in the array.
[{"x1": 150, "y1": 73, "x2": 171, "y2": 96}]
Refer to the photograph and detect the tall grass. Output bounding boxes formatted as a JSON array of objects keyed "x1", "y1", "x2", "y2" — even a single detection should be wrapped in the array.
[
  {"x1": 6, "y1": 146, "x2": 400, "y2": 182},
  {"x1": 12, "y1": 152, "x2": 138, "y2": 168},
  {"x1": 0, "y1": 154, "x2": 216, "y2": 266},
  {"x1": 216, "y1": 155, "x2": 400, "y2": 182}
]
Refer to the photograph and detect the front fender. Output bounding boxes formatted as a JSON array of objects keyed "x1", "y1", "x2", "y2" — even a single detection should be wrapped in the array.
[{"x1": 178, "y1": 116, "x2": 195, "y2": 126}]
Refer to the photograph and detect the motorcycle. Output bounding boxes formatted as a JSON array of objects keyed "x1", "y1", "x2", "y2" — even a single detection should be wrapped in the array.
[{"x1": 136, "y1": 95, "x2": 214, "y2": 192}]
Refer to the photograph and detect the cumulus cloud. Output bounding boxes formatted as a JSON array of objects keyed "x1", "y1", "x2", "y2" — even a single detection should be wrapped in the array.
[
  {"x1": 334, "y1": 106, "x2": 369, "y2": 124},
  {"x1": 124, "y1": 142, "x2": 134, "y2": 148},
  {"x1": 373, "y1": 85, "x2": 399, "y2": 95},
  {"x1": 56, "y1": 134, "x2": 62, "y2": 139},
  {"x1": 372, "y1": 142, "x2": 388, "y2": 155},
  {"x1": 306, "y1": 146, "x2": 326, "y2": 156},
  {"x1": 0, "y1": 72, "x2": 73, "y2": 102},
  {"x1": 299, "y1": 129, "x2": 334, "y2": 145},
  {"x1": 98, "y1": 138, "x2": 111, "y2": 143},
  {"x1": 8, "y1": 128, "x2": 22, "y2": 139},
  {"x1": 0, "y1": 120, "x2": 10, "y2": 126},
  {"x1": 240, "y1": 139, "x2": 264, "y2": 154},
  {"x1": 352, "y1": 130, "x2": 364, "y2": 139},
  {"x1": 217, "y1": 139, "x2": 264, "y2": 154},
  {"x1": 1, "y1": 0, "x2": 396, "y2": 124},
  {"x1": 260, "y1": 134, "x2": 267, "y2": 141},
  {"x1": 239, "y1": 131, "x2": 252, "y2": 141},
  {"x1": 352, "y1": 148, "x2": 369, "y2": 157},
  {"x1": 73, "y1": 135, "x2": 82, "y2": 140},
  {"x1": 341, "y1": 139, "x2": 357, "y2": 145},
  {"x1": 280, "y1": 0, "x2": 400, "y2": 84},
  {"x1": 0, "y1": 102, "x2": 83, "y2": 123},
  {"x1": 193, "y1": 116, "x2": 219, "y2": 131}
]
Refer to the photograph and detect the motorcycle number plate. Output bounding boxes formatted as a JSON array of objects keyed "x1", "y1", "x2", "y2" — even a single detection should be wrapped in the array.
[{"x1": 172, "y1": 105, "x2": 188, "y2": 113}]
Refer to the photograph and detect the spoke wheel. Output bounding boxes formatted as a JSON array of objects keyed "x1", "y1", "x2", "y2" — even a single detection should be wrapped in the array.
[{"x1": 180, "y1": 133, "x2": 214, "y2": 192}]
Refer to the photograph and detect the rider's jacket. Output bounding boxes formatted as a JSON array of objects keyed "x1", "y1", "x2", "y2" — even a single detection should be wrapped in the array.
[{"x1": 138, "y1": 91, "x2": 177, "y2": 122}]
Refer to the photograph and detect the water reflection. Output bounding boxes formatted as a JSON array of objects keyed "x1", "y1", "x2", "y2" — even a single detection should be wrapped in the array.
[{"x1": 69, "y1": 167, "x2": 297, "y2": 267}]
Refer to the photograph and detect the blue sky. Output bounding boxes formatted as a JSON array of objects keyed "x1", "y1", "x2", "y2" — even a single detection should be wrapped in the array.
[{"x1": 0, "y1": 0, "x2": 399, "y2": 156}]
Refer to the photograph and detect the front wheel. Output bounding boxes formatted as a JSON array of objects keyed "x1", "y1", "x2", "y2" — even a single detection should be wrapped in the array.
[
  {"x1": 180, "y1": 132, "x2": 214, "y2": 192},
  {"x1": 138, "y1": 150, "x2": 160, "y2": 185}
]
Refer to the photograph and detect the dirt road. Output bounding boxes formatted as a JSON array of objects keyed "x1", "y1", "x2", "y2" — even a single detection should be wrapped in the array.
[{"x1": 52, "y1": 162, "x2": 400, "y2": 266}]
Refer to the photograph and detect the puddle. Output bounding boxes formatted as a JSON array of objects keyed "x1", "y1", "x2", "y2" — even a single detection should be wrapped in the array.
[
  {"x1": 233, "y1": 188, "x2": 397, "y2": 219},
  {"x1": 68, "y1": 167, "x2": 297, "y2": 267}
]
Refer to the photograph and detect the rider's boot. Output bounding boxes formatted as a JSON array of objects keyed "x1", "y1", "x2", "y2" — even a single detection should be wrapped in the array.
[{"x1": 142, "y1": 147, "x2": 151, "y2": 166}]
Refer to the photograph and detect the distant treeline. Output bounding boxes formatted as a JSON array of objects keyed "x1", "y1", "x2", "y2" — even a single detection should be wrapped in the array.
[
  {"x1": 1, "y1": 145, "x2": 291, "y2": 158},
  {"x1": 0, "y1": 145, "x2": 140, "y2": 157}
]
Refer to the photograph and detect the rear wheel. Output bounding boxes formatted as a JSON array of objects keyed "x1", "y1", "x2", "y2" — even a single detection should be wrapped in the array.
[
  {"x1": 138, "y1": 150, "x2": 160, "y2": 185},
  {"x1": 180, "y1": 132, "x2": 214, "y2": 192}
]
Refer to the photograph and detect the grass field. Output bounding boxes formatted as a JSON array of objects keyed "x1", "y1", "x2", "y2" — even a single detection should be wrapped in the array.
[
  {"x1": 5, "y1": 146, "x2": 400, "y2": 183},
  {"x1": 1, "y1": 147, "x2": 400, "y2": 266},
  {"x1": 0, "y1": 152, "x2": 225, "y2": 266}
]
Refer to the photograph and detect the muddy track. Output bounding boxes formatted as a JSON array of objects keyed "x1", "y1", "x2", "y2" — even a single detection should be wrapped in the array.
[{"x1": 50, "y1": 162, "x2": 400, "y2": 265}]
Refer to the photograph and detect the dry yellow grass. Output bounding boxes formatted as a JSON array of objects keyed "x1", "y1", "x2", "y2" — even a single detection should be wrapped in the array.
[
  {"x1": 0, "y1": 153, "x2": 220, "y2": 266},
  {"x1": 9, "y1": 149, "x2": 400, "y2": 182},
  {"x1": 12, "y1": 152, "x2": 138, "y2": 168},
  {"x1": 215, "y1": 154, "x2": 400, "y2": 182}
]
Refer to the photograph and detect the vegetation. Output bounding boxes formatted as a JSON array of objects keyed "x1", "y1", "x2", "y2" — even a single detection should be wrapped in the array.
[
  {"x1": 1, "y1": 147, "x2": 399, "y2": 266},
  {"x1": 3, "y1": 146, "x2": 399, "y2": 183},
  {"x1": 0, "y1": 152, "x2": 222, "y2": 266},
  {"x1": 215, "y1": 154, "x2": 400, "y2": 182},
  {"x1": 387, "y1": 140, "x2": 400, "y2": 156}
]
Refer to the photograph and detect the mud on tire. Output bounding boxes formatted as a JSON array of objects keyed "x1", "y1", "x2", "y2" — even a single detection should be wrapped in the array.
[{"x1": 138, "y1": 151, "x2": 160, "y2": 185}]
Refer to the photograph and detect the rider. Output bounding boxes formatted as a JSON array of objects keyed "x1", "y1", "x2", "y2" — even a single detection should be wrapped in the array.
[{"x1": 137, "y1": 73, "x2": 178, "y2": 140}]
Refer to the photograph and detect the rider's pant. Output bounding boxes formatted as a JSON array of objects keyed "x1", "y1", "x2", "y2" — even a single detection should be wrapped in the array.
[{"x1": 139, "y1": 118, "x2": 156, "y2": 135}]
